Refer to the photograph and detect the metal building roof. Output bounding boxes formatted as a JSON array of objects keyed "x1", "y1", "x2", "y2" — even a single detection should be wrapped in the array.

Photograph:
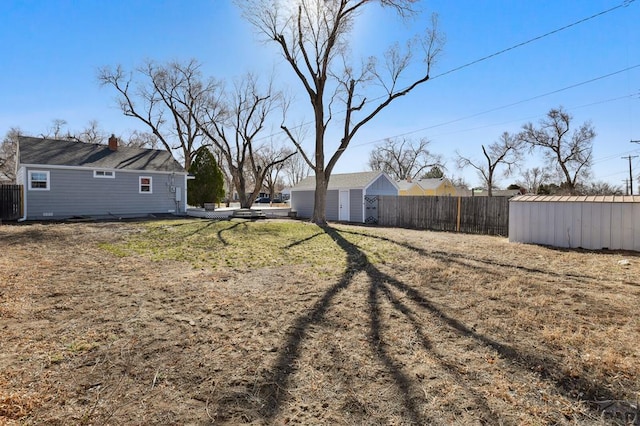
[{"x1": 510, "y1": 194, "x2": 640, "y2": 203}]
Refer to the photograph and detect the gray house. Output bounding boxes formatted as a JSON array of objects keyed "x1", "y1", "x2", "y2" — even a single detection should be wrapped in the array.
[
  {"x1": 290, "y1": 171, "x2": 398, "y2": 222},
  {"x1": 16, "y1": 136, "x2": 188, "y2": 220}
]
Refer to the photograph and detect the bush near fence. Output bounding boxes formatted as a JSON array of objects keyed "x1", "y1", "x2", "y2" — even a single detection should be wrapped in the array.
[
  {"x1": 378, "y1": 195, "x2": 510, "y2": 236},
  {"x1": 1, "y1": 184, "x2": 23, "y2": 221}
]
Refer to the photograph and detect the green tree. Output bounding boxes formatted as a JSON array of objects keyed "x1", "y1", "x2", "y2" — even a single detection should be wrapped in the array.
[
  {"x1": 188, "y1": 148, "x2": 225, "y2": 208},
  {"x1": 423, "y1": 166, "x2": 444, "y2": 179}
]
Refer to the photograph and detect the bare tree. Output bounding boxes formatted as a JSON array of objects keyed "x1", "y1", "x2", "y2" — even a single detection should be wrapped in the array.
[
  {"x1": 98, "y1": 59, "x2": 214, "y2": 169},
  {"x1": 40, "y1": 119, "x2": 68, "y2": 139},
  {"x1": 368, "y1": 137, "x2": 441, "y2": 181},
  {"x1": 518, "y1": 107, "x2": 595, "y2": 195},
  {"x1": 456, "y1": 132, "x2": 522, "y2": 197},
  {"x1": 122, "y1": 130, "x2": 160, "y2": 149},
  {"x1": 73, "y1": 120, "x2": 107, "y2": 144},
  {"x1": 283, "y1": 151, "x2": 311, "y2": 187},
  {"x1": 258, "y1": 144, "x2": 294, "y2": 201},
  {"x1": 580, "y1": 180, "x2": 624, "y2": 195},
  {"x1": 449, "y1": 174, "x2": 470, "y2": 190},
  {"x1": 0, "y1": 127, "x2": 21, "y2": 183},
  {"x1": 197, "y1": 74, "x2": 295, "y2": 208},
  {"x1": 518, "y1": 167, "x2": 551, "y2": 194},
  {"x1": 241, "y1": 0, "x2": 443, "y2": 223}
]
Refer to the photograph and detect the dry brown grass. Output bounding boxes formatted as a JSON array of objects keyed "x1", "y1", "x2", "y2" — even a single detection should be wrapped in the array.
[{"x1": 0, "y1": 219, "x2": 639, "y2": 425}]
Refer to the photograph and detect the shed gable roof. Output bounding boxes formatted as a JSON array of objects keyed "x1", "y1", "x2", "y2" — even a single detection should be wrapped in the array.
[
  {"x1": 292, "y1": 171, "x2": 390, "y2": 191},
  {"x1": 18, "y1": 137, "x2": 186, "y2": 173},
  {"x1": 416, "y1": 178, "x2": 451, "y2": 190},
  {"x1": 396, "y1": 180, "x2": 420, "y2": 191}
]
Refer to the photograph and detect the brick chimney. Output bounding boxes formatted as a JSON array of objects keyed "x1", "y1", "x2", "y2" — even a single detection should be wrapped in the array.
[{"x1": 108, "y1": 134, "x2": 118, "y2": 151}]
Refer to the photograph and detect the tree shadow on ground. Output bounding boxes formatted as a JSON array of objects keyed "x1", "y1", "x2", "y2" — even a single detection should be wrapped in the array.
[{"x1": 234, "y1": 225, "x2": 620, "y2": 423}]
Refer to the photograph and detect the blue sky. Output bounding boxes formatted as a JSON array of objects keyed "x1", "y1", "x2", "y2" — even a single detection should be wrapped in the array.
[{"x1": 1, "y1": 0, "x2": 638, "y2": 189}]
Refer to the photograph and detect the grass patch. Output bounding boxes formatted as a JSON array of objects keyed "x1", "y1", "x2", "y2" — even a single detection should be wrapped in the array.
[{"x1": 100, "y1": 219, "x2": 404, "y2": 272}]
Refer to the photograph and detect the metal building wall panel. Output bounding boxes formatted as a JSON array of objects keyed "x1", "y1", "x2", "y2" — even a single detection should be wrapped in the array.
[
  {"x1": 633, "y1": 204, "x2": 640, "y2": 251},
  {"x1": 610, "y1": 203, "x2": 624, "y2": 250},
  {"x1": 622, "y1": 203, "x2": 635, "y2": 250},
  {"x1": 509, "y1": 198, "x2": 640, "y2": 251},
  {"x1": 599, "y1": 203, "x2": 612, "y2": 250},
  {"x1": 581, "y1": 203, "x2": 595, "y2": 249},
  {"x1": 544, "y1": 203, "x2": 558, "y2": 246}
]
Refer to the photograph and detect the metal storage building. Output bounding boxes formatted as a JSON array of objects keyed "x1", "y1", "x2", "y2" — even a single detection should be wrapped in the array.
[{"x1": 509, "y1": 195, "x2": 640, "y2": 251}]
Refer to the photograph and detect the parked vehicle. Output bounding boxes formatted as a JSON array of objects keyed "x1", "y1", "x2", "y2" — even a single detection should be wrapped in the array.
[{"x1": 254, "y1": 197, "x2": 271, "y2": 204}]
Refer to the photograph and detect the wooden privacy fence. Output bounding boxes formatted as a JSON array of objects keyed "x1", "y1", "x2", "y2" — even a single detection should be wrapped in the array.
[
  {"x1": 0, "y1": 185, "x2": 23, "y2": 221},
  {"x1": 378, "y1": 195, "x2": 510, "y2": 236}
]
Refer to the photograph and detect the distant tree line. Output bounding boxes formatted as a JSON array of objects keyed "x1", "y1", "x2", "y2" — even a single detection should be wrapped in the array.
[{"x1": 366, "y1": 106, "x2": 624, "y2": 196}]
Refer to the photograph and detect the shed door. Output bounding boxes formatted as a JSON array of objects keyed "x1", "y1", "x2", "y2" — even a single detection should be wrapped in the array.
[{"x1": 339, "y1": 190, "x2": 350, "y2": 221}]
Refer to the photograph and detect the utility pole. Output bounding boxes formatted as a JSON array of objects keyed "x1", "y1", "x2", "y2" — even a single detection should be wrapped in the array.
[
  {"x1": 622, "y1": 155, "x2": 638, "y2": 194},
  {"x1": 630, "y1": 140, "x2": 640, "y2": 195}
]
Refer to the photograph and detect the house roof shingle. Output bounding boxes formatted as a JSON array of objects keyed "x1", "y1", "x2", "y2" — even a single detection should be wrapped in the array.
[
  {"x1": 416, "y1": 178, "x2": 450, "y2": 190},
  {"x1": 18, "y1": 137, "x2": 186, "y2": 173}
]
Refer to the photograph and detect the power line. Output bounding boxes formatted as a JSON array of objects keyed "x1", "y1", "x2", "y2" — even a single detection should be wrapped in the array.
[
  {"x1": 427, "y1": 93, "x2": 639, "y2": 142},
  {"x1": 430, "y1": 1, "x2": 635, "y2": 81},
  {"x1": 257, "y1": 0, "x2": 635, "y2": 144},
  {"x1": 350, "y1": 77, "x2": 639, "y2": 149}
]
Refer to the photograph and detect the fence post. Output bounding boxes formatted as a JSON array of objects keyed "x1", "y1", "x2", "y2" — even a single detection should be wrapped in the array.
[{"x1": 456, "y1": 196, "x2": 461, "y2": 232}]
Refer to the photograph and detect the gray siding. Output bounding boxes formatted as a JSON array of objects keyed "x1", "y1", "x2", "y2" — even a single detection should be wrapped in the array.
[
  {"x1": 326, "y1": 190, "x2": 339, "y2": 221},
  {"x1": 350, "y1": 189, "x2": 363, "y2": 223},
  {"x1": 24, "y1": 167, "x2": 185, "y2": 220},
  {"x1": 291, "y1": 190, "x2": 315, "y2": 218},
  {"x1": 291, "y1": 189, "x2": 340, "y2": 220},
  {"x1": 365, "y1": 175, "x2": 398, "y2": 196}
]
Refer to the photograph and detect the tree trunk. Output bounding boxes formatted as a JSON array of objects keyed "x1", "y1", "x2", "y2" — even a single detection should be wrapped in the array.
[
  {"x1": 234, "y1": 173, "x2": 253, "y2": 209},
  {"x1": 311, "y1": 171, "x2": 328, "y2": 224},
  {"x1": 487, "y1": 169, "x2": 494, "y2": 197}
]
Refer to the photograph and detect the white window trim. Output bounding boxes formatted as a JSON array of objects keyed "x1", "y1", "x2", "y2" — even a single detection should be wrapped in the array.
[
  {"x1": 94, "y1": 170, "x2": 115, "y2": 178},
  {"x1": 28, "y1": 170, "x2": 50, "y2": 191},
  {"x1": 139, "y1": 176, "x2": 153, "y2": 194}
]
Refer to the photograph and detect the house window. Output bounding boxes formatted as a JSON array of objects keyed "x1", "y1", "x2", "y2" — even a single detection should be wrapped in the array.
[
  {"x1": 139, "y1": 176, "x2": 152, "y2": 193},
  {"x1": 28, "y1": 170, "x2": 50, "y2": 190},
  {"x1": 94, "y1": 170, "x2": 115, "y2": 178}
]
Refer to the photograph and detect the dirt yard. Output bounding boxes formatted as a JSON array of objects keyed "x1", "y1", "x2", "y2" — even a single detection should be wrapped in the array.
[{"x1": 1, "y1": 219, "x2": 639, "y2": 425}]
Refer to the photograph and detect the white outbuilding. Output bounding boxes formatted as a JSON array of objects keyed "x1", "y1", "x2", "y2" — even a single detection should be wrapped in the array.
[
  {"x1": 290, "y1": 171, "x2": 399, "y2": 223},
  {"x1": 509, "y1": 195, "x2": 640, "y2": 251}
]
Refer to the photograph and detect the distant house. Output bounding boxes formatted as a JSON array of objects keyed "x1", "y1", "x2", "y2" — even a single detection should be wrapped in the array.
[
  {"x1": 397, "y1": 177, "x2": 457, "y2": 196},
  {"x1": 290, "y1": 171, "x2": 398, "y2": 222},
  {"x1": 16, "y1": 136, "x2": 188, "y2": 220},
  {"x1": 397, "y1": 179, "x2": 424, "y2": 196},
  {"x1": 416, "y1": 178, "x2": 457, "y2": 196}
]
